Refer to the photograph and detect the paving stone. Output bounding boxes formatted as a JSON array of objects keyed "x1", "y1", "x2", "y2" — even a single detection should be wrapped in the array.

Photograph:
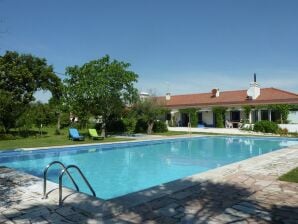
[
  {"x1": 0, "y1": 213, "x2": 10, "y2": 223},
  {"x1": 169, "y1": 191, "x2": 194, "y2": 200},
  {"x1": 213, "y1": 213, "x2": 243, "y2": 222},
  {"x1": 154, "y1": 216, "x2": 177, "y2": 224},
  {"x1": 55, "y1": 207, "x2": 77, "y2": 217},
  {"x1": 116, "y1": 212, "x2": 143, "y2": 223},
  {"x1": 2, "y1": 220, "x2": 15, "y2": 224},
  {"x1": 232, "y1": 205, "x2": 258, "y2": 215},
  {"x1": 43, "y1": 213, "x2": 72, "y2": 223},
  {"x1": 10, "y1": 217, "x2": 31, "y2": 224},
  {"x1": 30, "y1": 217, "x2": 50, "y2": 224},
  {"x1": 156, "y1": 203, "x2": 179, "y2": 217},
  {"x1": 2, "y1": 208, "x2": 23, "y2": 219},
  {"x1": 18, "y1": 207, "x2": 50, "y2": 219},
  {"x1": 225, "y1": 208, "x2": 251, "y2": 218}
]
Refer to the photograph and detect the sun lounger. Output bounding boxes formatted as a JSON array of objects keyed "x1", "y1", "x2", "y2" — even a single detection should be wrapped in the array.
[
  {"x1": 69, "y1": 128, "x2": 85, "y2": 141},
  {"x1": 88, "y1": 129, "x2": 104, "y2": 140}
]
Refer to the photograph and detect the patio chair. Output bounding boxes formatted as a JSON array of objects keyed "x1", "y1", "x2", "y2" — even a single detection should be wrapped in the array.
[
  {"x1": 225, "y1": 120, "x2": 233, "y2": 128},
  {"x1": 88, "y1": 129, "x2": 104, "y2": 140},
  {"x1": 69, "y1": 128, "x2": 85, "y2": 141}
]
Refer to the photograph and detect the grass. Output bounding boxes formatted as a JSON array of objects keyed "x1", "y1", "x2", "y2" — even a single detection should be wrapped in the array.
[
  {"x1": 279, "y1": 167, "x2": 298, "y2": 183},
  {"x1": 0, "y1": 127, "x2": 133, "y2": 150},
  {"x1": 153, "y1": 131, "x2": 190, "y2": 136}
]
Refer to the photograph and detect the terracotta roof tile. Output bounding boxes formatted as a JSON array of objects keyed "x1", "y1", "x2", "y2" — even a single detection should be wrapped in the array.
[{"x1": 160, "y1": 88, "x2": 298, "y2": 108}]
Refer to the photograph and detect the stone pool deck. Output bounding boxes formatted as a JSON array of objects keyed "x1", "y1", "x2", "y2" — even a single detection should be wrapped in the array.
[{"x1": 1, "y1": 144, "x2": 298, "y2": 223}]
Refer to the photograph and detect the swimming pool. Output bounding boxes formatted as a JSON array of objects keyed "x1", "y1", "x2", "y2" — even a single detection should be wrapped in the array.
[{"x1": 0, "y1": 136, "x2": 297, "y2": 199}]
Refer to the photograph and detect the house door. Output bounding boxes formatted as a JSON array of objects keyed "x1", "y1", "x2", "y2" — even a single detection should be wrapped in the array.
[
  {"x1": 230, "y1": 111, "x2": 240, "y2": 122},
  {"x1": 198, "y1": 112, "x2": 203, "y2": 124},
  {"x1": 181, "y1": 113, "x2": 189, "y2": 127}
]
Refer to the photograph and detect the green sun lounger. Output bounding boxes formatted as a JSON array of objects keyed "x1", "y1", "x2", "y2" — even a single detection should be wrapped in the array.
[{"x1": 88, "y1": 129, "x2": 104, "y2": 140}]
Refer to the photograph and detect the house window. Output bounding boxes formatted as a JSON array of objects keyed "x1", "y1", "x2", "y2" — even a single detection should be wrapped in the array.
[
  {"x1": 230, "y1": 111, "x2": 240, "y2": 122},
  {"x1": 271, "y1": 110, "x2": 280, "y2": 122},
  {"x1": 261, "y1": 110, "x2": 269, "y2": 120},
  {"x1": 166, "y1": 113, "x2": 171, "y2": 121},
  {"x1": 252, "y1": 110, "x2": 258, "y2": 122}
]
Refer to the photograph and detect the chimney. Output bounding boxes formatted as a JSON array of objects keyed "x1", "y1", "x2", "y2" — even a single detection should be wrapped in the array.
[
  {"x1": 165, "y1": 92, "x2": 171, "y2": 101},
  {"x1": 211, "y1": 88, "x2": 220, "y2": 97},
  {"x1": 247, "y1": 73, "x2": 260, "y2": 100}
]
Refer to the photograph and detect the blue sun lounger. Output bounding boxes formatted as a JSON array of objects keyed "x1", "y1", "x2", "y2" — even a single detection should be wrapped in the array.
[{"x1": 69, "y1": 128, "x2": 85, "y2": 141}]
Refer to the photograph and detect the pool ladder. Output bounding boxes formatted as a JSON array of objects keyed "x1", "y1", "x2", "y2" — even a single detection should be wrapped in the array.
[{"x1": 43, "y1": 161, "x2": 96, "y2": 206}]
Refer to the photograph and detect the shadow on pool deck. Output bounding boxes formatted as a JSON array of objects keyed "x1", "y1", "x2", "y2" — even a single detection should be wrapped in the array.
[{"x1": 1, "y1": 166, "x2": 298, "y2": 224}]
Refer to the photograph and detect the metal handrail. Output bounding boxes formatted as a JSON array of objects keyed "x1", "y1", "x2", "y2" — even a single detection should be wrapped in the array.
[
  {"x1": 43, "y1": 161, "x2": 79, "y2": 199},
  {"x1": 59, "y1": 165, "x2": 96, "y2": 206}
]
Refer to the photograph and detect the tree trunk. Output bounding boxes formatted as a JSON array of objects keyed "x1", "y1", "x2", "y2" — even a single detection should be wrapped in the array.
[
  {"x1": 147, "y1": 122, "x2": 154, "y2": 135},
  {"x1": 57, "y1": 113, "x2": 61, "y2": 130},
  {"x1": 101, "y1": 122, "x2": 106, "y2": 138}
]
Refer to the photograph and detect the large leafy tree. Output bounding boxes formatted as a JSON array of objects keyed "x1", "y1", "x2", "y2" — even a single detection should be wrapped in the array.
[
  {"x1": 64, "y1": 55, "x2": 138, "y2": 136},
  {"x1": 134, "y1": 96, "x2": 167, "y2": 134},
  {"x1": 0, "y1": 51, "x2": 62, "y2": 132}
]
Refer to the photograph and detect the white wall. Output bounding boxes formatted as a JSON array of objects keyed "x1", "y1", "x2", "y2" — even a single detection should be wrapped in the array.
[
  {"x1": 202, "y1": 111, "x2": 213, "y2": 125},
  {"x1": 278, "y1": 124, "x2": 298, "y2": 133},
  {"x1": 288, "y1": 111, "x2": 298, "y2": 124},
  {"x1": 225, "y1": 112, "x2": 231, "y2": 121}
]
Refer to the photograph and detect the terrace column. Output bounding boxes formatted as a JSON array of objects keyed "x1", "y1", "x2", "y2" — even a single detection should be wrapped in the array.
[
  {"x1": 257, "y1": 110, "x2": 261, "y2": 121},
  {"x1": 249, "y1": 111, "x2": 252, "y2": 123},
  {"x1": 268, "y1": 110, "x2": 272, "y2": 121}
]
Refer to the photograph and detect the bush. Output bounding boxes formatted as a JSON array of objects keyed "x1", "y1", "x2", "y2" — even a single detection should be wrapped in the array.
[
  {"x1": 153, "y1": 121, "x2": 168, "y2": 133},
  {"x1": 277, "y1": 128, "x2": 288, "y2": 136},
  {"x1": 212, "y1": 107, "x2": 227, "y2": 128},
  {"x1": 106, "y1": 119, "x2": 125, "y2": 133},
  {"x1": 0, "y1": 134, "x2": 16, "y2": 140},
  {"x1": 60, "y1": 112, "x2": 71, "y2": 129},
  {"x1": 253, "y1": 121, "x2": 279, "y2": 133},
  {"x1": 122, "y1": 117, "x2": 137, "y2": 134},
  {"x1": 135, "y1": 119, "x2": 147, "y2": 133}
]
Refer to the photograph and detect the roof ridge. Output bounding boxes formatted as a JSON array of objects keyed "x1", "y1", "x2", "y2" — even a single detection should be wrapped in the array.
[
  {"x1": 159, "y1": 87, "x2": 298, "y2": 98},
  {"x1": 268, "y1": 87, "x2": 298, "y2": 97}
]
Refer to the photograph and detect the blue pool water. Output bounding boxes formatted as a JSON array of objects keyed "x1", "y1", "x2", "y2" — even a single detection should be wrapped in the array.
[{"x1": 0, "y1": 136, "x2": 297, "y2": 199}]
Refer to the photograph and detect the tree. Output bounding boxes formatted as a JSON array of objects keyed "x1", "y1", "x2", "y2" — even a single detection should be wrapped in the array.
[
  {"x1": 270, "y1": 104, "x2": 290, "y2": 124},
  {"x1": 179, "y1": 108, "x2": 199, "y2": 127},
  {"x1": 134, "y1": 96, "x2": 166, "y2": 134},
  {"x1": 212, "y1": 107, "x2": 227, "y2": 128},
  {"x1": 0, "y1": 51, "x2": 62, "y2": 132},
  {"x1": 64, "y1": 55, "x2": 138, "y2": 137},
  {"x1": 243, "y1": 105, "x2": 252, "y2": 123}
]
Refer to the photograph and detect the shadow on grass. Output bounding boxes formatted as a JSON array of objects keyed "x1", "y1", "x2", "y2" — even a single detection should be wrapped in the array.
[{"x1": 1, "y1": 166, "x2": 298, "y2": 223}]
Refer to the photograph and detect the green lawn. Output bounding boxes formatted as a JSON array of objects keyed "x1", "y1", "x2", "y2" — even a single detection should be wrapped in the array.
[
  {"x1": 153, "y1": 131, "x2": 190, "y2": 136},
  {"x1": 279, "y1": 167, "x2": 298, "y2": 183},
  {"x1": 0, "y1": 127, "x2": 133, "y2": 150}
]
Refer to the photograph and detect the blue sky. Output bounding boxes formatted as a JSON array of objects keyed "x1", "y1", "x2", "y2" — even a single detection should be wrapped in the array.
[{"x1": 1, "y1": 0, "x2": 298, "y2": 102}]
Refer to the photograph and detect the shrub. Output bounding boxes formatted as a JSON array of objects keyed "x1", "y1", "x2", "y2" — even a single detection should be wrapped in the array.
[
  {"x1": 135, "y1": 119, "x2": 147, "y2": 133},
  {"x1": 179, "y1": 108, "x2": 199, "y2": 127},
  {"x1": 106, "y1": 119, "x2": 125, "y2": 133},
  {"x1": 0, "y1": 134, "x2": 16, "y2": 140},
  {"x1": 212, "y1": 107, "x2": 227, "y2": 128},
  {"x1": 153, "y1": 120, "x2": 168, "y2": 133},
  {"x1": 277, "y1": 128, "x2": 288, "y2": 136},
  {"x1": 253, "y1": 121, "x2": 279, "y2": 133},
  {"x1": 60, "y1": 112, "x2": 71, "y2": 129},
  {"x1": 122, "y1": 117, "x2": 137, "y2": 134}
]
